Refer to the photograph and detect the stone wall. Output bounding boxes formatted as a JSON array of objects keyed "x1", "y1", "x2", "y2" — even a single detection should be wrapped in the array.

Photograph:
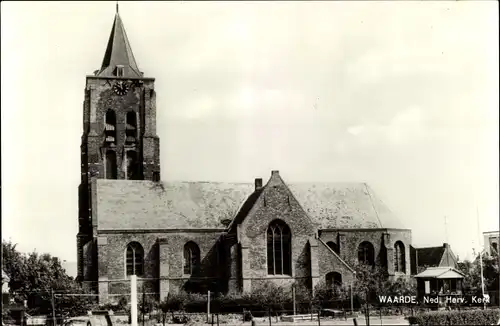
[
  {"x1": 317, "y1": 239, "x2": 355, "y2": 286},
  {"x1": 319, "y1": 228, "x2": 412, "y2": 277},
  {"x1": 95, "y1": 230, "x2": 224, "y2": 302},
  {"x1": 237, "y1": 171, "x2": 318, "y2": 293}
]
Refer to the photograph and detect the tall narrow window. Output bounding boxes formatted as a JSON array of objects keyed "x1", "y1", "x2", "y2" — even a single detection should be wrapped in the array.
[
  {"x1": 105, "y1": 150, "x2": 117, "y2": 179},
  {"x1": 267, "y1": 220, "x2": 292, "y2": 275},
  {"x1": 183, "y1": 242, "x2": 200, "y2": 275},
  {"x1": 126, "y1": 242, "x2": 144, "y2": 276},
  {"x1": 126, "y1": 150, "x2": 139, "y2": 180},
  {"x1": 125, "y1": 111, "x2": 137, "y2": 145},
  {"x1": 358, "y1": 241, "x2": 375, "y2": 266},
  {"x1": 104, "y1": 109, "x2": 116, "y2": 144},
  {"x1": 326, "y1": 241, "x2": 340, "y2": 255},
  {"x1": 394, "y1": 241, "x2": 406, "y2": 273}
]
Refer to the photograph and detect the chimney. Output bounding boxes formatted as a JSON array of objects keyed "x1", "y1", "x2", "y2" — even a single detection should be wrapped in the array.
[
  {"x1": 443, "y1": 243, "x2": 449, "y2": 249},
  {"x1": 271, "y1": 170, "x2": 279, "y2": 176},
  {"x1": 255, "y1": 178, "x2": 263, "y2": 191}
]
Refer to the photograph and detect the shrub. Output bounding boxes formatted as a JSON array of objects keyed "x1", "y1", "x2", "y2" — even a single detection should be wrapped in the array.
[{"x1": 407, "y1": 309, "x2": 500, "y2": 326}]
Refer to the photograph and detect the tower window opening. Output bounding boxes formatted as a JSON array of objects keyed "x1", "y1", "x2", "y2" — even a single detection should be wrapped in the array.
[
  {"x1": 125, "y1": 111, "x2": 137, "y2": 144},
  {"x1": 105, "y1": 150, "x2": 117, "y2": 179},
  {"x1": 126, "y1": 150, "x2": 140, "y2": 180},
  {"x1": 104, "y1": 109, "x2": 117, "y2": 144},
  {"x1": 116, "y1": 65, "x2": 124, "y2": 77}
]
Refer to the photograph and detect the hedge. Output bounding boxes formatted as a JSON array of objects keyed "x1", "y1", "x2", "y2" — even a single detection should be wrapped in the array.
[{"x1": 407, "y1": 309, "x2": 500, "y2": 326}]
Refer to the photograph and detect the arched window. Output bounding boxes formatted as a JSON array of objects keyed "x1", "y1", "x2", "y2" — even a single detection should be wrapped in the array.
[
  {"x1": 325, "y1": 272, "x2": 342, "y2": 288},
  {"x1": 104, "y1": 109, "x2": 116, "y2": 144},
  {"x1": 183, "y1": 242, "x2": 200, "y2": 275},
  {"x1": 105, "y1": 150, "x2": 117, "y2": 179},
  {"x1": 126, "y1": 150, "x2": 139, "y2": 180},
  {"x1": 126, "y1": 242, "x2": 144, "y2": 276},
  {"x1": 267, "y1": 220, "x2": 292, "y2": 275},
  {"x1": 326, "y1": 241, "x2": 340, "y2": 255},
  {"x1": 358, "y1": 241, "x2": 375, "y2": 266},
  {"x1": 125, "y1": 111, "x2": 137, "y2": 144},
  {"x1": 394, "y1": 241, "x2": 406, "y2": 273}
]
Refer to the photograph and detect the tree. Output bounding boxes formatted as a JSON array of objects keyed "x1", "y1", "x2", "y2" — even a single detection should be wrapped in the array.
[
  {"x1": 458, "y1": 253, "x2": 499, "y2": 295},
  {"x1": 2, "y1": 239, "x2": 96, "y2": 318},
  {"x1": 351, "y1": 263, "x2": 389, "y2": 304},
  {"x1": 251, "y1": 281, "x2": 290, "y2": 321}
]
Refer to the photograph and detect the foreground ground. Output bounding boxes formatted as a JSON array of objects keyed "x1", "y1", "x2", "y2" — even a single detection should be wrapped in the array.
[{"x1": 162, "y1": 316, "x2": 409, "y2": 326}]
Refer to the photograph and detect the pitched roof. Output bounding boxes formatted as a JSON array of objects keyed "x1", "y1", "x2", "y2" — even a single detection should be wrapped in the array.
[
  {"x1": 288, "y1": 183, "x2": 405, "y2": 229},
  {"x1": 95, "y1": 180, "x2": 254, "y2": 230},
  {"x1": 416, "y1": 246, "x2": 446, "y2": 267},
  {"x1": 97, "y1": 11, "x2": 142, "y2": 78},
  {"x1": 95, "y1": 178, "x2": 406, "y2": 231},
  {"x1": 415, "y1": 267, "x2": 465, "y2": 279}
]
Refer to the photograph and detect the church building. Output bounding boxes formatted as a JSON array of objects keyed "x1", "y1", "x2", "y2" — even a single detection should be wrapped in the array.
[{"x1": 77, "y1": 8, "x2": 412, "y2": 303}]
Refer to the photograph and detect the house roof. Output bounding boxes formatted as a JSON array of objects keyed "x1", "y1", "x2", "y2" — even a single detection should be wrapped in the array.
[
  {"x1": 415, "y1": 267, "x2": 465, "y2": 279},
  {"x1": 416, "y1": 246, "x2": 446, "y2": 267},
  {"x1": 94, "y1": 178, "x2": 407, "y2": 231},
  {"x1": 96, "y1": 10, "x2": 142, "y2": 78}
]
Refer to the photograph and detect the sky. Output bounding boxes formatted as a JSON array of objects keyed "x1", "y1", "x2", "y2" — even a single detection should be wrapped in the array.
[{"x1": 1, "y1": 1, "x2": 498, "y2": 275}]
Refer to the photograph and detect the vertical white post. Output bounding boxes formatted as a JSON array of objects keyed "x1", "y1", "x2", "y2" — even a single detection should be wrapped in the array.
[
  {"x1": 207, "y1": 290, "x2": 211, "y2": 322},
  {"x1": 131, "y1": 275, "x2": 138, "y2": 326},
  {"x1": 350, "y1": 283, "x2": 354, "y2": 314}
]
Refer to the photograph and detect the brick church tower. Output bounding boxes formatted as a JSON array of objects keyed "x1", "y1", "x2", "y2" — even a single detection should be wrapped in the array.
[{"x1": 76, "y1": 6, "x2": 160, "y2": 281}]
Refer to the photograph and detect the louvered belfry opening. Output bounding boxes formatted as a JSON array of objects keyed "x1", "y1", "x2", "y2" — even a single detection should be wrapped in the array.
[{"x1": 104, "y1": 109, "x2": 117, "y2": 144}]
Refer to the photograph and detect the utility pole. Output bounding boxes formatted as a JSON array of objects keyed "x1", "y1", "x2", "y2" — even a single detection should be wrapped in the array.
[
  {"x1": 51, "y1": 289, "x2": 56, "y2": 326},
  {"x1": 444, "y1": 216, "x2": 449, "y2": 266}
]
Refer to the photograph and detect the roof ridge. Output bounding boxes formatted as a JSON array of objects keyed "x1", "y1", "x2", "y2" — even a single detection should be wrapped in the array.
[{"x1": 364, "y1": 183, "x2": 383, "y2": 228}]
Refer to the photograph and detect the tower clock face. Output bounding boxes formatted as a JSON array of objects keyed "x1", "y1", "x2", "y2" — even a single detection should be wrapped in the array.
[{"x1": 113, "y1": 81, "x2": 130, "y2": 96}]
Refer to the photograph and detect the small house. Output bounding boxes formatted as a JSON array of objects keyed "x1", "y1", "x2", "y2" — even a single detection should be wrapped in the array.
[{"x1": 415, "y1": 266, "x2": 465, "y2": 308}]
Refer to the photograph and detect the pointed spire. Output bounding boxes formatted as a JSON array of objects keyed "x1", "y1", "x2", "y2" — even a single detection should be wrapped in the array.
[{"x1": 97, "y1": 7, "x2": 142, "y2": 78}]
